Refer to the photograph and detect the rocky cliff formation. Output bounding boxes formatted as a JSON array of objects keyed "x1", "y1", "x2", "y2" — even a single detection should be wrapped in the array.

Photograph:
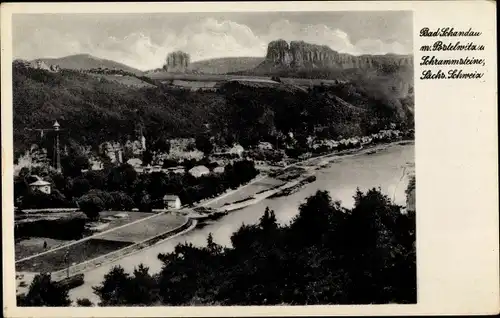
[
  {"x1": 14, "y1": 59, "x2": 61, "y2": 72},
  {"x1": 163, "y1": 51, "x2": 191, "y2": 73},
  {"x1": 32, "y1": 60, "x2": 61, "y2": 72},
  {"x1": 265, "y1": 40, "x2": 413, "y2": 69}
]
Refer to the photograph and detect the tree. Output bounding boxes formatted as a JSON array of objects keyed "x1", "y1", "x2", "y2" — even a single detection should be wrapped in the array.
[
  {"x1": 70, "y1": 177, "x2": 91, "y2": 198},
  {"x1": 78, "y1": 193, "x2": 105, "y2": 219},
  {"x1": 17, "y1": 273, "x2": 71, "y2": 307},
  {"x1": 87, "y1": 189, "x2": 115, "y2": 210},
  {"x1": 61, "y1": 153, "x2": 90, "y2": 177},
  {"x1": 138, "y1": 193, "x2": 153, "y2": 212},
  {"x1": 76, "y1": 298, "x2": 93, "y2": 307},
  {"x1": 259, "y1": 207, "x2": 278, "y2": 232},
  {"x1": 20, "y1": 189, "x2": 72, "y2": 209},
  {"x1": 93, "y1": 188, "x2": 416, "y2": 306},
  {"x1": 83, "y1": 170, "x2": 106, "y2": 190},
  {"x1": 107, "y1": 164, "x2": 138, "y2": 192},
  {"x1": 195, "y1": 135, "x2": 213, "y2": 155},
  {"x1": 152, "y1": 137, "x2": 171, "y2": 155},
  {"x1": 92, "y1": 266, "x2": 131, "y2": 306},
  {"x1": 206, "y1": 233, "x2": 223, "y2": 255},
  {"x1": 127, "y1": 264, "x2": 161, "y2": 305},
  {"x1": 110, "y1": 191, "x2": 135, "y2": 211},
  {"x1": 93, "y1": 264, "x2": 160, "y2": 306}
]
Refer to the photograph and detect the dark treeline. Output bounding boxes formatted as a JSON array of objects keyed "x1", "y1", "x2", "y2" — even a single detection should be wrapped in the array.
[
  {"x1": 15, "y1": 217, "x2": 87, "y2": 241},
  {"x1": 13, "y1": 62, "x2": 413, "y2": 162},
  {"x1": 18, "y1": 188, "x2": 416, "y2": 306}
]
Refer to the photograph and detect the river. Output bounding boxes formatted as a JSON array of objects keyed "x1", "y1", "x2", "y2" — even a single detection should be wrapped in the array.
[{"x1": 69, "y1": 142, "x2": 414, "y2": 303}]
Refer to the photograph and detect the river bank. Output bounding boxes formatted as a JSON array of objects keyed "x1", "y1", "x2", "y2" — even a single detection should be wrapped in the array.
[
  {"x1": 17, "y1": 140, "x2": 414, "y2": 302},
  {"x1": 66, "y1": 141, "x2": 414, "y2": 304},
  {"x1": 14, "y1": 173, "x2": 268, "y2": 295},
  {"x1": 201, "y1": 139, "x2": 414, "y2": 217}
]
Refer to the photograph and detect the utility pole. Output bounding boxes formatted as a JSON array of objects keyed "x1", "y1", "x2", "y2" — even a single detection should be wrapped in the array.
[{"x1": 64, "y1": 249, "x2": 70, "y2": 278}]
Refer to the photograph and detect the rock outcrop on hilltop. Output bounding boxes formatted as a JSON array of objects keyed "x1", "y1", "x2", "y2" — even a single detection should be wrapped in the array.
[
  {"x1": 163, "y1": 51, "x2": 191, "y2": 73},
  {"x1": 265, "y1": 40, "x2": 413, "y2": 69},
  {"x1": 32, "y1": 60, "x2": 61, "y2": 72},
  {"x1": 14, "y1": 59, "x2": 61, "y2": 72}
]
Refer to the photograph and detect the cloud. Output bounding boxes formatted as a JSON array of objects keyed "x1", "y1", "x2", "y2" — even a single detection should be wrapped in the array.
[
  {"x1": 82, "y1": 18, "x2": 268, "y2": 70},
  {"x1": 177, "y1": 18, "x2": 267, "y2": 61},
  {"x1": 14, "y1": 17, "x2": 411, "y2": 71},
  {"x1": 264, "y1": 19, "x2": 358, "y2": 54},
  {"x1": 15, "y1": 28, "x2": 85, "y2": 59},
  {"x1": 354, "y1": 38, "x2": 409, "y2": 55}
]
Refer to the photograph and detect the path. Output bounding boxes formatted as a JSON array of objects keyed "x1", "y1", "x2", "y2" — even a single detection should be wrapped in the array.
[{"x1": 15, "y1": 173, "x2": 268, "y2": 264}]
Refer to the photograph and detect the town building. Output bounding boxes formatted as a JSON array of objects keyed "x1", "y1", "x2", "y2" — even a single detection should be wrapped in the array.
[
  {"x1": 188, "y1": 165, "x2": 210, "y2": 178},
  {"x1": 163, "y1": 195, "x2": 181, "y2": 210},
  {"x1": 29, "y1": 179, "x2": 51, "y2": 195},
  {"x1": 127, "y1": 158, "x2": 143, "y2": 168},
  {"x1": 167, "y1": 166, "x2": 186, "y2": 175},
  {"x1": 228, "y1": 144, "x2": 245, "y2": 158},
  {"x1": 213, "y1": 166, "x2": 225, "y2": 174},
  {"x1": 258, "y1": 142, "x2": 273, "y2": 150}
]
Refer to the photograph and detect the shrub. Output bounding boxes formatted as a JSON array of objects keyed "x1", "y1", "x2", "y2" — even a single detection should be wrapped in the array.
[
  {"x1": 76, "y1": 298, "x2": 93, "y2": 307},
  {"x1": 20, "y1": 189, "x2": 73, "y2": 209},
  {"x1": 78, "y1": 194, "x2": 105, "y2": 219},
  {"x1": 110, "y1": 191, "x2": 135, "y2": 211},
  {"x1": 139, "y1": 194, "x2": 153, "y2": 212},
  {"x1": 17, "y1": 273, "x2": 71, "y2": 307},
  {"x1": 87, "y1": 189, "x2": 115, "y2": 210}
]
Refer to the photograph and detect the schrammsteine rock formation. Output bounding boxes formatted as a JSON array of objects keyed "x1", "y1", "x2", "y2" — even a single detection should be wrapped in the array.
[{"x1": 265, "y1": 39, "x2": 413, "y2": 69}]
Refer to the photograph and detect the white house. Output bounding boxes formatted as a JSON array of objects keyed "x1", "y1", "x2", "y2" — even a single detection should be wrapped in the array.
[
  {"x1": 213, "y1": 166, "x2": 225, "y2": 174},
  {"x1": 188, "y1": 165, "x2": 210, "y2": 178},
  {"x1": 29, "y1": 180, "x2": 51, "y2": 195},
  {"x1": 126, "y1": 158, "x2": 143, "y2": 167},
  {"x1": 228, "y1": 144, "x2": 245, "y2": 157},
  {"x1": 258, "y1": 142, "x2": 273, "y2": 150},
  {"x1": 167, "y1": 166, "x2": 186, "y2": 175},
  {"x1": 163, "y1": 195, "x2": 181, "y2": 210}
]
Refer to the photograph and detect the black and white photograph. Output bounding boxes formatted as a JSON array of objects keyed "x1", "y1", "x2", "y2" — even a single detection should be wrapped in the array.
[{"x1": 10, "y1": 9, "x2": 417, "y2": 307}]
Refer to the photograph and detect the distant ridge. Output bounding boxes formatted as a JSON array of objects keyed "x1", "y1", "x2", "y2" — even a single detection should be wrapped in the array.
[
  {"x1": 31, "y1": 54, "x2": 143, "y2": 75},
  {"x1": 189, "y1": 57, "x2": 265, "y2": 74}
]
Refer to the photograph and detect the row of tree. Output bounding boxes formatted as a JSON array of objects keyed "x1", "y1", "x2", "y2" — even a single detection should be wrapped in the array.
[
  {"x1": 17, "y1": 187, "x2": 416, "y2": 306},
  {"x1": 15, "y1": 160, "x2": 258, "y2": 214}
]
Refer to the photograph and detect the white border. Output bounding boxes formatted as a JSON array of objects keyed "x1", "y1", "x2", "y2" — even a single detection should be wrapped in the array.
[{"x1": 2, "y1": 1, "x2": 499, "y2": 317}]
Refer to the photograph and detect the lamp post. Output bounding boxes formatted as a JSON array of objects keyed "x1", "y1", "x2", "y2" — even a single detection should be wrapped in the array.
[
  {"x1": 63, "y1": 249, "x2": 70, "y2": 279},
  {"x1": 53, "y1": 121, "x2": 61, "y2": 173}
]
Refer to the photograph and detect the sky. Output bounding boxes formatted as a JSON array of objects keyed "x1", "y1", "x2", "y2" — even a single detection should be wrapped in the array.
[{"x1": 13, "y1": 11, "x2": 413, "y2": 71}]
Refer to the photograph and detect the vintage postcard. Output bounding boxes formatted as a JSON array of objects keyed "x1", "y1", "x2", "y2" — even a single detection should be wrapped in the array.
[{"x1": 1, "y1": 1, "x2": 498, "y2": 317}]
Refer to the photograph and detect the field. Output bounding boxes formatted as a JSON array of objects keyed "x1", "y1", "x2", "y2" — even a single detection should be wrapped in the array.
[
  {"x1": 89, "y1": 74, "x2": 156, "y2": 88},
  {"x1": 94, "y1": 211, "x2": 156, "y2": 232},
  {"x1": 16, "y1": 239, "x2": 132, "y2": 273},
  {"x1": 15, "y1": 211, "x2": 155, "y2": 260},
  {"x1": 147, "y1": 72, "x2": 341, "y2": 87},
  {"x1": 95, "y1": 213, "x2": 187, "y2": 243},
  {"x1": 15, "y1": 237, "x2": 76, "y2": 260}
]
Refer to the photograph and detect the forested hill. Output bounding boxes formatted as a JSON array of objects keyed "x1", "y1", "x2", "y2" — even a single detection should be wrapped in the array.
[
  {"x1": 32, "y1": 54, "x2": 143, "y2": 75},
  {"x1": 13, "y1": 61, "x2": 222, "y2": 159},
  {"x1": 13, "y1": 61, "x2": 413, "y2": 161}
]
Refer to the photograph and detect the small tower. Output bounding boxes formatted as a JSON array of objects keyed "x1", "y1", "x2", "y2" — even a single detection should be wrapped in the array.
[{"x1": 53, "y1": 120, "x2": 62, "y2": 173}]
